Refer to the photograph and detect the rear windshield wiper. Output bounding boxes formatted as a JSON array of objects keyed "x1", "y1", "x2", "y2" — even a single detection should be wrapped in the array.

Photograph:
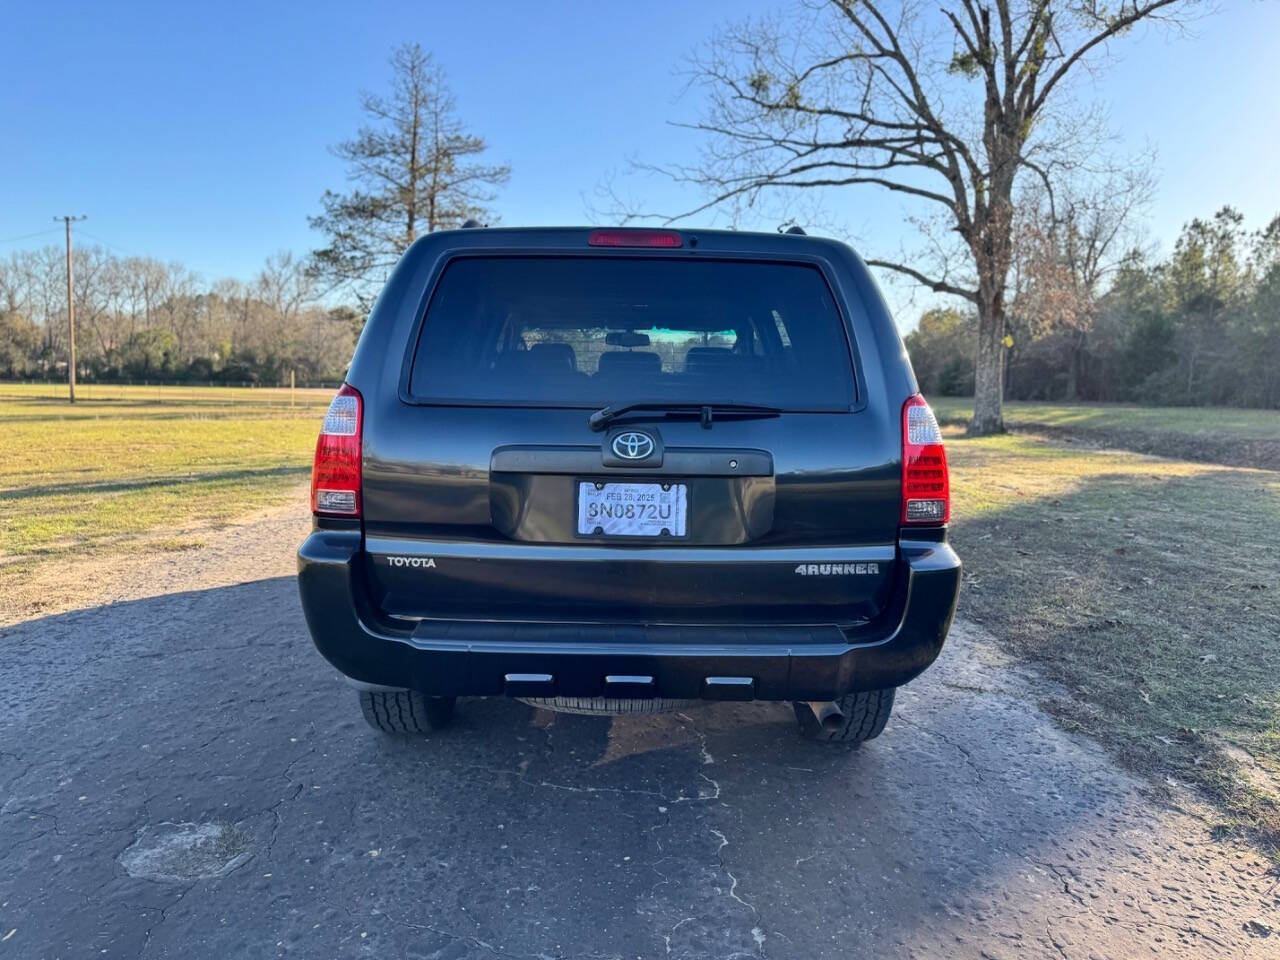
[{"x1": 588, "y1": 401, "x2": 782, "y2": 432}]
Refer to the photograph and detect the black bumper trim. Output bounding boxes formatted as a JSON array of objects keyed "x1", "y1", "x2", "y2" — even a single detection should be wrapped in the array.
[{"x1": 297, "y1": 532, "x2": 960, "y2": 701}]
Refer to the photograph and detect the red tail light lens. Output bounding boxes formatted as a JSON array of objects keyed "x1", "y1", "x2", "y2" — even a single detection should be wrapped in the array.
[
  {"x1": 587, "y1": 228, "x2": 683, "y2": 248},
  {"x1": 311, "y1": 383, "x2": 362, "y2": 516},
  {"x1": 901, "y1": 394, "x2": 949, "y2": 524}
]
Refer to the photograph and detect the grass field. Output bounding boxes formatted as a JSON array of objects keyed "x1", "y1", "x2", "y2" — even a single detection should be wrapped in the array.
[
  {"x1": 932, "y1": 398, "x2": 1280, "y2": 470},
  {"x1": 0, "y1": 383, "x2": 327, "y2": 596},
  {"x1": 946, "y1": 428, "x2": 1280, "y2": 855},
  {"x1": 3, "y1": 384, "x2": 1277, "y2": 855}
]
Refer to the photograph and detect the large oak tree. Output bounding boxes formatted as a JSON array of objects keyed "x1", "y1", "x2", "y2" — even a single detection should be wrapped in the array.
[{"x1": 656, "y1": 0, "x2": 1194, "y2": 433}]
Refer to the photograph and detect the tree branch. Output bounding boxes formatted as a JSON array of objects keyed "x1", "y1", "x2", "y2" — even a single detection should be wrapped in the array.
[
  {"x1": 865, "y1": 258, "x2": 978, "y2": 301},
  {"x1": 1031, "y1": 0, "x2": 1184, "y2": 114}
]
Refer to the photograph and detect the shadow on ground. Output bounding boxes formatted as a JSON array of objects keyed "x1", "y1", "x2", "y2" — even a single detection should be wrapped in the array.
[
  {"x1": 947, "y1": 456, "x2": 1280, "y2": 849},
  {"x1": 0, "y1": 466, "x2": 311, "y2": 503},
  {"x1": 1, "y1": 576, "x2": 1273, "y2": 958}
]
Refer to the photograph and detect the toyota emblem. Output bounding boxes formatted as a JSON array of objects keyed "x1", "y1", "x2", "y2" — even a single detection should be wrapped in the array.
[{"x1": 611, "y1": 431, "x2": 655, "y2": 460}]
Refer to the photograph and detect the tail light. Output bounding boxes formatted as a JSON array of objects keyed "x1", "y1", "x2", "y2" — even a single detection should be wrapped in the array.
[
  {"x1": 587, "y1": 228, "x2": 683, "y2": 248},
  {"x1": 901, "y1": 394, "x2": 949, "y2": 525},
  {"x1": 311, "y1": 383, "x2": 362, "y2": 516}
]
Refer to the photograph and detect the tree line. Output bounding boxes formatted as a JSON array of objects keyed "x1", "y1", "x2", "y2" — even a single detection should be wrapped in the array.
[
  {"x1": 12, "y1": 15, "x2": 1274, "y2": 421},
  {"x1": 0, "y1": 42, "x2": 506, "y2": 387},
  {"x1": 906, "y1": 207, "x2": 1280, "y2": 408},
  {"x1": 0, "y1": 248, "x2": 358, "y2": 384}
]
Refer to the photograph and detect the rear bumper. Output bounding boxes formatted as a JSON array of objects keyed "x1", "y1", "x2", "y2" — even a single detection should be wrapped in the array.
[{"x1": 296, "y1": 531, "x2": 961, "y2": 701}]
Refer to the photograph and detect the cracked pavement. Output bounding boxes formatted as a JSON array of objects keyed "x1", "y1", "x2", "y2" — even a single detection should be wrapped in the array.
[{"x1": 1, "y1": 504, "x2": 1277, "y2": 958}]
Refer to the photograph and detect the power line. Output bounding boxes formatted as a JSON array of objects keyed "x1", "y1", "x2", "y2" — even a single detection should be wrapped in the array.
[
  {"x1": 0, "y1": 225, "x2": 134, "y2": 254},
  {"x1": 0, "y1": 227, "x2": 62, "y2": 246},
  {"x1": 76, "y1": 229, "x2": 133, "y2": 255}
]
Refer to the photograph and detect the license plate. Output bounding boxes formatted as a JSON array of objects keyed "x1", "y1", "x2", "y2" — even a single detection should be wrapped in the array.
[{"x1": 577, "y1": 482, "x2": 688, "y2": 537}]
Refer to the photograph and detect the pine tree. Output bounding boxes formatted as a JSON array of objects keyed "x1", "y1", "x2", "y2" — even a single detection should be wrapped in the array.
[{"x1": 309, "y1": 44, "x2": 510, "y2": 309}]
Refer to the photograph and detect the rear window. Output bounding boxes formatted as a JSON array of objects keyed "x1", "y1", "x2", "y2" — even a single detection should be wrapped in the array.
[{"x1": 407, "y1": 257, "x2": 855, "y2": 407}]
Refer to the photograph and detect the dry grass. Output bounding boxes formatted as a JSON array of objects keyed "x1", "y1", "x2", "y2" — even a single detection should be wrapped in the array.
[
  {"x1": 946, "y1": 428, "x2": 1280, "y2": 855},
  {"x1": 0, "y1": 383, "x2": 328, "y2": 595}
]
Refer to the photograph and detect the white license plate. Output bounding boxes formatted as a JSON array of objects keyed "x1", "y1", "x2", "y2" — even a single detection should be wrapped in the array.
[{"x1": 577, "y1": 482, "x2": 688, "y2": 537}]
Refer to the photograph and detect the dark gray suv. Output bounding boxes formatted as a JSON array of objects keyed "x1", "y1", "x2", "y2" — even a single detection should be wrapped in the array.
[{"x1": 297, "y1": 226, "x2": 960, "y2": 744}]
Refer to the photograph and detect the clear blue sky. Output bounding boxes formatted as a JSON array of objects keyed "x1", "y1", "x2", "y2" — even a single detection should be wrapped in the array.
[{"x1": 3, "y1": 0, "x2": 1278, "y2": 327}]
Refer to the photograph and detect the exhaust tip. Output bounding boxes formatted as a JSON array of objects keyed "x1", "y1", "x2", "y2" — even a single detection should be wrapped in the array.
[{"x1": 806, "y1": 700, "x2": 846, "y2": 732}]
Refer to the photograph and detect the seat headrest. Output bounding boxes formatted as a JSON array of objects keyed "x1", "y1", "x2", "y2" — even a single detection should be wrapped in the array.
[
  {"x1": 528, "y1": 342, "x2": 577, "y2": 372},
  {"x1": 597, "y1": 351, "x2": 662, "y2": 377}
]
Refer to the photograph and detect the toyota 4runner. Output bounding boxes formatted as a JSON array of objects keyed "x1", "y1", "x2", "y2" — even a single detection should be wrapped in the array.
[{"x1": 297, "y1": 226, "x2": 961, "y2": 744}]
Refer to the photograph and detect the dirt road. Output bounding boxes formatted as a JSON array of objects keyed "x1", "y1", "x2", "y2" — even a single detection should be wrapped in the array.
[{"x1": 1, "y1": 496, "x2": 1275, "y2": 958}]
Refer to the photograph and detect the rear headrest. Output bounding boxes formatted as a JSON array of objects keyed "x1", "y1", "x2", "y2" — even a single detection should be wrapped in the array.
[
  {"x1": 597, "y1": 351, "x2": 662, "y2": 377},
  {"x1": 528, "y1": 342, "x2": 577, "y2": 372}
]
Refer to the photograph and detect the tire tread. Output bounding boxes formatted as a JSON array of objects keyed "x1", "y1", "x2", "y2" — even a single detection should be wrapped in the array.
[{"x1": 358, "y1": 690, "x2": 454, "y2": 734}]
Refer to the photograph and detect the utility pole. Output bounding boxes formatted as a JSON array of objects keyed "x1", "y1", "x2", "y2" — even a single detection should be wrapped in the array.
[{"x1": 54, "y1": 215, "x2": 87, "y2": 403}]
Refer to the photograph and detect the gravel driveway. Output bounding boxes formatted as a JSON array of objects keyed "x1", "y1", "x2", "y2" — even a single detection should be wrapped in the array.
[{"x1": 1, "y1": 501, "x2": 1276, "y2": 958}]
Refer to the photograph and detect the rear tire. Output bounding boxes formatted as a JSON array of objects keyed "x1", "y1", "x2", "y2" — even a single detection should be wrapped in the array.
[
  {"x1": 793, "y1": 688, "x2": 895, "y2": 744},
  {"x1": 358, "y1": 690, "x2": 455, "y2": 734}
]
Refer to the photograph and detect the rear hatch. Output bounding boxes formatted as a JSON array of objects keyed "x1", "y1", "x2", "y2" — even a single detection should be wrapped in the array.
[{"x1": 360, "y1": 248, "x2": 902, "y2": 626}]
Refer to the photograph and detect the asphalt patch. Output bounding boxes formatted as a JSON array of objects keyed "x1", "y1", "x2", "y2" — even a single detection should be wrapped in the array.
[{"x1": 119, "y1": 822, "x2": 253, "y2": 882}]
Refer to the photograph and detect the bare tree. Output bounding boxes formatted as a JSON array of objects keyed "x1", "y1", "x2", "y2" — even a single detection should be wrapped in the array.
[
  {"x1": 151, "y1": 264, "x2": 199, "y2": 363},
  {"x1": 309, "y1": 43, "x2": 511, "y2": 309},
  {"x1": 1010, "y1": 166, "x2": 1153, "y2": 397},
  {"x1": 0, "y1": 246, "x2": 357, "y2": 382},
  {"x1": 68, "y1": 246, "x2": 113, "y2": 360},
  {"x1": 0, "y1": 259, "x2": 43, "y2": 376},
  {"x1": 255, "y1": 251, "x2": 314, "y2": 322},
  {"x1": 638, "y1": 0, "x2": 1195, "y2": 432}
]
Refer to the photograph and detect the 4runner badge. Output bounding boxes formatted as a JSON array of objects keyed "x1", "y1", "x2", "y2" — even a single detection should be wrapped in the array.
[
  {"x1": 387, "y1": 556, "x2": 436, "y2": 568},
  {"x1": 795, "y1": 563, "x2": 879, "y2": 575}
]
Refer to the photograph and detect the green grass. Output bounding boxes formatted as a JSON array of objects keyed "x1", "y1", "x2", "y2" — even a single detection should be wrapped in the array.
[
  {"x1": 947, "y1": 428, "x2": 1280, "y2": 856},
  {"x1": 932, "y1": 398, "x2": 1280, "y2": 470},
  {"x1": 932, "y1": 397, "x2": 1280, "y2": 439},
  {"x1": 0, "y1": 383, "x2": 329, "y2": 592}
]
